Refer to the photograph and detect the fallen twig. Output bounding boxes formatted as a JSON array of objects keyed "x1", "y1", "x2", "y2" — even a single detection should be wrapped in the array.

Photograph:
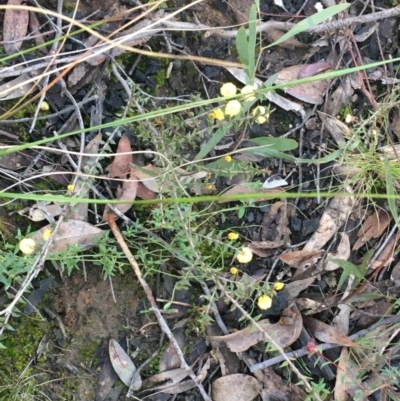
[{"x1": 107, "y1": 213, "x2": 211, "y2": 401}]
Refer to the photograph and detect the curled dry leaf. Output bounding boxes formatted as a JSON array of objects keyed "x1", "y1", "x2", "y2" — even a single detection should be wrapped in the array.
[
  {"x1": 275, "y1": 63, "x2": 331, "y2": 104},
  {"x1": 318, "y1": 111, "x2": 352, "y2": 146},
  {"x1": 32, "y1": 220, "x2": 103, "y2": 253},
  {"x1": 325, "y1": 233, "x2": 351, "y2": 271},
  {"x1": 3, "y1": 0, "x2": 29, "y2": 55},
  {"x1": 212, "y1": 374, "x2": 262, "y2": 401},
  {"x1": 303, "y1": 316, "x2": 357, "y2": 347},
  {"x1": 248, "y1": 240, "x2": 285, "y2": 257},
  {"x1": 353, "y1": 210, "x2": 391, "y2": 250},
  {"x1": 209, "y1": 303, "x2": 302, "y2": 352},
  {"x1": 109, "y1": 339, "x2": 142, "y2": 390},
  {"x1": 303, "y1": 188, "x2": 355, "y2": 251}
]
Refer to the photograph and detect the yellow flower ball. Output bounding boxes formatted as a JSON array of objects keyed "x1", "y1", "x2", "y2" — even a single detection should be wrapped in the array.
[
  {"x1": 236, "y1": 246, "x2": 253, "y2": 263},
  {"x1": 67, "y1": 184, "x2": 74, "y2": 192},
  {"x1": 228, "y1": 232, "x2": 239, "y2": 240},
  {"x1": 209, "y1": 108, "x2": 225, "y2": 121},
  {"x1": 40, "y1": 101, "x2": 50, "y2": 111},
  {"x1": 224, "y1": 155, "x2": 232, "y2": 163},
  {"x1": 241, "y1": 85, "x2": 257, "y2": 101},
  {"x1": 206, "y1": 183, "x2": 215, "y2": 190},
  {"x1": 220, "y1": 82, "x2": 237, "y2": 97},
  {"x1": 274, "y1": 282, "x2": 285, "y2": 291},
  {"x1": 230, "y1": 267, "x2": 239, "y2": 275},
  {"x1": 252, "y1": 106, "x2": 269, "y2": 124},
  {"x1": 19, "y1": 238, "x2": 36, "y2": 255},
  {"x1": 255, "y1": 115, "x2": 267, "y2": 124},
  {"x1": 257, "y1": 294, "x2": 272, "y2": 310},
  {"x1": 225, "y1": 100, "x2": 242, "y2": 117},
  {"x1": 42, "y1": 229, "x2": 52, "y2": 240}
]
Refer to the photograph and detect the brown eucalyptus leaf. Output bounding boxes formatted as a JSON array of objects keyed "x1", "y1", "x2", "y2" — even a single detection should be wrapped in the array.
[
  {"x1": 32, "y1": 220, "x2": 103, "y2": 253},
  {"x1": 110, "y1": 135, "x2": 132, "y2": 178},
  {"x1": 353, "y1": 210, "x2": 391, "y2": 250},
  {"x1": 303, "y1": 316, "x2": 357, "y2": 347},
  {"x1": 275, "y1": 64, "x2": 330, "y2": 104},
  {"x1": 102, "y1": 171, "x2": 138, "y2": 219},
  {"x1": 212, "y1": 374, "x2": 262, "y2": 401},
  {"x1": 209, "y1": 303, "x2": 302, "y2": 352},
  {"x1": 248, "y1": 240, "x2": 285, "y2": 257},
  {"x1": 278, "y1": 250, "x2": 322, "y2": 269},
  {"x1": 286, "y1": 277, "x2": 316, "y2": 301},
  {"x1": 3, "y1": 0, "x2": 29, "y2": 54}
]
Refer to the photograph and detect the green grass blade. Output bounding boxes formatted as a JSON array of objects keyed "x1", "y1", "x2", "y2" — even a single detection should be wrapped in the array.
[
  {"x1": 195, "y1": 126, "x2": 231, "y2": 160},
  {"x1": 384, "y1": 156, "x2": 399, "y2": 223},
  {"x1": 247, "y1": 137, "x2": 298, "y2": 152},
  {"x1": 266, "y1": 3, "x2": 350, "y2": 49},
  {"x1": 236, "y1": 26, "x2": 249, "y2": 67}
]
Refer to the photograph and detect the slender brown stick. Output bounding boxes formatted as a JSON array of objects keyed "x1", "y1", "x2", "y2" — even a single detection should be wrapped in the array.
[{"x1": 107, "y1": 213, "x2": 211, "y2": 401}]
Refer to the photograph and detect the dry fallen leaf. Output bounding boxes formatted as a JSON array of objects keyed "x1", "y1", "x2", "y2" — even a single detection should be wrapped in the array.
[
  {"x1": 32, "y1": 220, "x2": 103, "y2": 253},
  {"x1": 212, "y1": 374, "x2": 262, "y2": 401},
  {"x1": 29, "y1": 11, "x2": 47, "y2": 53},
  {"x1": 110, "y1": 135, "x2": 132, "y2": 178},
  {"x1": 131, "y1": 164, "x2": 162, "y2": 193},
  {"x1": 318, "y1": 111, "x2": 352, "y2": 146},
  {"x1": 248, "y1": 240, "x2": 285, "y2": 257},
  {"x1": 109, "y1": 339, "x2": 142, "y2": 390},
  {"x1": 285, "y1": 277, "x2": 317, "y2": 301},
  {"x1": 266, "y1": 30, "x2": 307, "y2": 50},
  {"x1": 3, "y1": 0, "x2": 29, "y2": 54},
  {"x1": 303, "y1": 188, "x2": 355, "y2": 251},
  {"x1": 209, "y1": 303, "x2": 302, "y2": 352},
  {"x1": 103, "y1": 168, "x2": 139, "y2": 220},
  {"x1": 278, "y1": 250, "x2": 322, "y2": 269},
  {"x1": 275, "y1": 63, "x2": 331, "y2": 104},
  {"x1": 0, "y1": 74, "x2": 36, "y2": 100},
  {"x1": 353, "y1": 210, "x2": 391, "y2": 250},
  {"x1": 325, "y1": 233, "x2": 351, "y2": 271},
  {"x1": 334, "y1": 348, "x2": 354, "y2": 401},
  {"x1": 303, "y1": 316, "x2": 357, "y2": 347}
]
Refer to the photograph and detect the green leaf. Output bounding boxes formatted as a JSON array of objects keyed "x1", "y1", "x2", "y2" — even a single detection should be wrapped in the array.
[
  {"x1": 384, "y1": 156, "x2": 399, "y2": 223},
  {"x1": 266, "y1": 3, "x2": 350, "y2": 49},
  {"x1": 236, "y1": 26, "x2": 249, "y2": 67},
  {"x1": 195, "y1": 126, "x2": 230, "y2": 160},
  {"x1": 247, "y1": 137, "x2": 298, "y2": 152},
  {"x1": 264, "y1": 73, "x2": 278, "y2": 88},
  {"x1": 332, "y1": 258, "x2": 365, "y2": 290}
]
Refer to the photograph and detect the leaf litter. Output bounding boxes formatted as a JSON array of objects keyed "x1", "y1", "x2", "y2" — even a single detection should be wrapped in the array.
[{"x1": 4, "y1": 1, "x2": 400, "y2": 400}]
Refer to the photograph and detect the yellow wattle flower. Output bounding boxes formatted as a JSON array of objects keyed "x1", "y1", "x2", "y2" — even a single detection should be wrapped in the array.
[
  {"x1": 236, "y1": 246, "x2": 253, "y2": 263},
  {"x1": 220, "y1": 82, "x2": 237, "y2": 97},
  {"x1": 257, "y1": 295, "x2": 272, "y2": 310}
]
